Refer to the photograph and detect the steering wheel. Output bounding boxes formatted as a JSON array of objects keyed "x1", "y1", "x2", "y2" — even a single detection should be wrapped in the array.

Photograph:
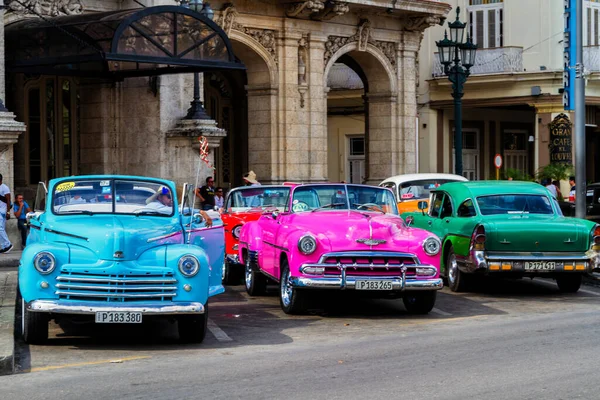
[
  {"x1": 292, "y1": 201, "x2": 310, "y2": 212},
  {"x1": 356, "y1": 203, "x2": 385, "y2": 213}
]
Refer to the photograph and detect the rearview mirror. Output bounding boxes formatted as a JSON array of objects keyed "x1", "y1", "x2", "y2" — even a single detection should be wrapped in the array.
[
  {"x1": 417, "y1": 201, "x2": 428, "y2": 216},
  {"x1": 26, "y1": 211, "x2": 39, "y2": 221}
]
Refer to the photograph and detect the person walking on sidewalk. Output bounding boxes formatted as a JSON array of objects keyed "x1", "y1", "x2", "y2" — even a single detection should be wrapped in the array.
[
  {"x1": 13, "y1": 194, "x2": 31, "y2": 249},
  {"x1": 0, "y1": 174, "x2": 13, "y2": 253}
]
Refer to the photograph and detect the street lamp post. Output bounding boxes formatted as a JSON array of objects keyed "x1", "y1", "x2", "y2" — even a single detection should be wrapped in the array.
[
  {"x1": 436, "y1": 7, "x2": 478, "y2": 177},
  {"x1": 180, "y1": 0, "x2": 215, "y2": 120}
]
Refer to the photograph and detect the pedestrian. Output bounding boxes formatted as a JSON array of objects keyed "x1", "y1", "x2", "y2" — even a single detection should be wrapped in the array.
[
  {"x1": 215, "y1": 187, "x2": 225, "y2": 209},
  {"x1": 0, "y1": 174, "x2": 13, "y2": 253},
  {"x1": 543, "y1": 178, "x2": 557, "y2": 197},
  {"x1": 13, "y1": 194, "x2": 31, "y2": 249},
  {"x1": 552, "y1": 180, "x2": 563, "y2": 201},
  {"x1": 569, "y1": 176, "x2": 576, "y2": 202},
  {"x1": 196, "y1": 177, "x2": 216, "y2": 211}
]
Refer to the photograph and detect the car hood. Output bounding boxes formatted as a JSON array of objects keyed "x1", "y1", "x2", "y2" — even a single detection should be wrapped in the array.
[
  {"x1": 286, "y1": 211, "x2": 431, "y2": 254},
  {"x1": 483, "y1": 214, "x2": 590, "y2": 252},
  {"x1": 44, "y1": 215, "x2": 182, "y2": 261}
]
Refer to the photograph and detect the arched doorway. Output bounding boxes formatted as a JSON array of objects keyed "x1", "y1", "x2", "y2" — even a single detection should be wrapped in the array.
[
  {"x1": 204, "y1": 32, "x2": 278, "y2": 188},
  {"x1": 324, "y1": 43, "x2": 398, "y2": 184}
]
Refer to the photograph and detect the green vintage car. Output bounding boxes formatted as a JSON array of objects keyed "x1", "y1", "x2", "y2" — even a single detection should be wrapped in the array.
[{"x1": 403, "y1": 181, "x2": 600, "y2": 293}]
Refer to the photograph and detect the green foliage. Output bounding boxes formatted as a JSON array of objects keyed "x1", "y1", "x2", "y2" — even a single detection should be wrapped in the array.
[
  {"x1": 503, "y1": 168, "x2": 534, "y2": 181},
  {"x1": 536, "y1": 163, "x2": 574, "y2": 182}
]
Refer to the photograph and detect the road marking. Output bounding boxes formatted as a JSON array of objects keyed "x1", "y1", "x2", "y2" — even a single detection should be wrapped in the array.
[
  {"x1": 208, "y1": 318, "x2": 233, "y2": 342},
  {"x1": 431, "y1": 308, "x2": 452, "y2": 316},
  {"x1": 534, "y1": 278, "x2": 600, "y2": 296},
  {"x1": 25, "y1": 355, "x2": 151, "y2": 373}
]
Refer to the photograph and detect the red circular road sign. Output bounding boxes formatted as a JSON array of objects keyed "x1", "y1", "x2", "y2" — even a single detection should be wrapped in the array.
[{"x1": 494, "y1": 154, "x2": 503, "y2": 169}]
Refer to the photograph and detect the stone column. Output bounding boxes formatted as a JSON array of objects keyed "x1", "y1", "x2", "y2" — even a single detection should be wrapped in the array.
[
  {"x1": 365, "y1": 92, "x2": 397, "y2": 184},
  {"x1": 306, "y1": 33, "x2": 328, "y2": 182},
  {"x1": 396, "y1": 30, "x2": 422, "y2": 175},
  {"x1": 246, "y1": 84, "x2": 278, "y2": 183}
]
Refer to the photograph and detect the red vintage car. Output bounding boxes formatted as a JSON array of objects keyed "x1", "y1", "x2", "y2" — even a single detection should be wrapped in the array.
[{"x1": 221, "y1": 185, "x2": 292, "y2": 284}]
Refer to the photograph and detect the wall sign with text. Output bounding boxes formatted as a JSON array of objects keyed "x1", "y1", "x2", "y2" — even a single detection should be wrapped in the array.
[{"x1": 549, "y1": 113, "x2": 573, "y2": 164}]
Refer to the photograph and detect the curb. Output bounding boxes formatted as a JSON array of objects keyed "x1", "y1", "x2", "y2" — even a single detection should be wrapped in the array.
[
  {"x1": 0, "y1": 271, "x2": 17, "y2": 376},
  {"x1": 0, "y1": 251, "x2": 22, "y2": 269}
]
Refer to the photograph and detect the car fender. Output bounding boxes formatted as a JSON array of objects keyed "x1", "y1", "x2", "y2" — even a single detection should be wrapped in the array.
[
  {"x1": 166, "y1": 244, "x2": 220, "y2": 301},
  {"x1": 279, "y1": 230, "x2": 333, "y2": 277},
  {"x1": 239, "y1": 221, "x2": 265, "y2": 263},
  {"x1": 18, "y1": 242, "x2": 70, "y2": 303}
]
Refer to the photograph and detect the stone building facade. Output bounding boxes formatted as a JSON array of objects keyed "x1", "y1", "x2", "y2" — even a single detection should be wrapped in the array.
[{"x1": 1, "y1": 0, "x2": 450, "y2": 223}]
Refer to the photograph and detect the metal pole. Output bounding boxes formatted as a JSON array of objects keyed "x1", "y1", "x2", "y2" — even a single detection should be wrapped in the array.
[
  {"x1": 575, "y1": 0, "x2": 586, "y2": 218},
  {"x1": 453, "y1": 88, "x2": 463, "y2": 177}
]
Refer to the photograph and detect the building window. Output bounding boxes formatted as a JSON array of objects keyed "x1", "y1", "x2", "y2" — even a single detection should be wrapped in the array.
[
  {"x1": 468, "y1": 0, "x2": 503, "y2": 48},
  {"x1": 25, "y1": 77, "x2": 79, "y2": 184},
  {"x1": 349, "y1": 137, "x2": 365, "y2": 156},
  {"x1": 585, "y1": 0, "x2": 600, "y2": 46}
]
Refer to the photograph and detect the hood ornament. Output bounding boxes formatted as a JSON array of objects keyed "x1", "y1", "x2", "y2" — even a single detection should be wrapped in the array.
[
  {"x1": 356, "y1": 238, "x2": 386, "y2": 246},
  {"x1": 114, "y1": 251, "x2": 124, "y2": 258}
]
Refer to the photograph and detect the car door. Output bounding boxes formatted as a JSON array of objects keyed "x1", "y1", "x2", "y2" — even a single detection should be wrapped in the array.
[
  {"x1": 434, "y1": 192, "x2": 454, "y2": 240},
  {"x1": 27, "y1": 182, "x2": 48, "y2": 241},
  {"x1": 256, "y1": 211, "x2": 281, "y2": 279},
  {"x1": 181, "y1": 183, "x2": 225, "y2": 296}
]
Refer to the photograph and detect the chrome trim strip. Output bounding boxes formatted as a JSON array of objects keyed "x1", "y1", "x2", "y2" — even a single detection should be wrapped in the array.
[
  {"x1": 485, "y1": 253, "x2": 590, "y2": 261},
  {"x1": 27, "y1": 300, "x2": 204, "y2": 315},
  {"x1": 56, "y1": 276, "x2": 177, "y2": 284},
  {"x1": 290, "y1": 276, "x2": 443, "y2": 291},
  {"x1": 147, "y1": 230, "x2": 182, "y2": 243},
  {"x1": 55, "y1": 284, "x2": 178, "y2": 291},
  {"x1": 55, "y1": 291, "x2": 176, "y2": 298},
  {"x1": 45, "y1": 228, "x2": 89, "y2": 241}
]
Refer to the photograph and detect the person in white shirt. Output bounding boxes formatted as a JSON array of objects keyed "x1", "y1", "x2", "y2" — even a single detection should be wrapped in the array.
[
  {"x1": 145, "y1": 186, "x2": 174, "y2": 214},
  {"x1": 0, "y1": 174, "x2": 13, "y2": 253},
  {"x1": 215, "y1": 187, "x2": 225, "y2": 209}
]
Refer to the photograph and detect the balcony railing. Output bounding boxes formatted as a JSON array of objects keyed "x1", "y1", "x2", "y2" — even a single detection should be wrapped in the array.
[
  {"x1": 432, "y1": 46, "x2": 524, "y2": 77},
  {"x1": 584, "y1": 45, "x2": 600, "y2": 72}
]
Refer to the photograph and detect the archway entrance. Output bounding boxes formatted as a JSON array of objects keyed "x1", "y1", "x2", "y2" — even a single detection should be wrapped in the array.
[{"x1": 325, "y1": 45, "x2": 397, "y2": 184}]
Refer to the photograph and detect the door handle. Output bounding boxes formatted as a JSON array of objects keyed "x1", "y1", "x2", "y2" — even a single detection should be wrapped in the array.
[
  {"x1": 445, "y1": 219, "x2": 450, "y2": 223},
  {"x1": 427, "y1": 220, "x2": 432, "y2": 226}
]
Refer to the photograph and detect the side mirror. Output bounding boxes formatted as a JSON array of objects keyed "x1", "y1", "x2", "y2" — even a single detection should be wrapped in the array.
[
  {"x1": 405, "y1": 216, "x2": 414, "y2": 226},
  {"x1": 192, "y1": 213, "x2": 203, "y2": 224},
  {"x1": 271, "y1": 211, "x2": 279, "y2": 219},
  {"x1": 214, "y1": 205, "x2": 219, "y2": 211},
  {"x1": 417, "y1": 201, "x2": 428, "y2": 215}
]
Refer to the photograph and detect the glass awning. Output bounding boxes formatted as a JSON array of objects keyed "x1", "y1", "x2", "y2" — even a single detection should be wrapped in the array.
[{"x1": 5, "y1": 5, "x2": 245, "y2": 78}]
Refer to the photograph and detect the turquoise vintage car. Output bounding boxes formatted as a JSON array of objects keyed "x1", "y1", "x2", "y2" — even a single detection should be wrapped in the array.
[
  {"x1": 19, "y1": 175, "x2": 224, "y2": 344},
  {"x1": 403, "y1": 181, "x2": 600, "y2": 293}
]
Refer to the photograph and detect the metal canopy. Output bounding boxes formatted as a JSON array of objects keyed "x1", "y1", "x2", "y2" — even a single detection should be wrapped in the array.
[{"x1": 5, "y1": 5, "x2": 245, "y2": 78}]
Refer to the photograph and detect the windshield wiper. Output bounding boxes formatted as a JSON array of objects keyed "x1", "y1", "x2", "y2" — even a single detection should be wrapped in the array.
[
  {"x1": 134, "y1": 210, "x2": 165, "y2": 216},
  {"x1": 311, "y1": 203, "x2": 346, "y2": 212},
  {"x1": 352, "y1": 203, "x2": 386, "y2": 214},
  {"x1": 60, "y1": 210, "x2": 94, "y2": 215}
]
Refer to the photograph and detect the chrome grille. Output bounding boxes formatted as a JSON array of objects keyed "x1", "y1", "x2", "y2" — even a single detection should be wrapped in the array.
[
  {"x1": 56, "y1": 271, "x2": 177, "y2": 302},
  {"x1": 322, "y1": 254, "x2": 417, "y2": 277}
]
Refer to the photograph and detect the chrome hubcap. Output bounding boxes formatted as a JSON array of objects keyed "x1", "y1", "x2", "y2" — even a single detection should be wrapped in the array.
[
  {"x1": 448, "y1": 253, "x2": 458, "y2": 285},
  {"x1": 281, "y1": 268, "x2": 293, "y2": 307},
  {"x1": 221, "y1": 262, "x2": 227, "y2": 283},
  {"x1": 245, "y1": 257, "x2": 252, "y2": 290}
]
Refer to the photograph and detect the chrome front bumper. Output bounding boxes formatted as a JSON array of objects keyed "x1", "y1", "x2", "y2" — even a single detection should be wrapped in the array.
[
  {"x1": 290, "y1": 276, "x2": 443, "y2": 291},
  {"x1": 465, "y1": 250, "x2": 599, "y2": 273},
  {"x1": 27, "y1": 300, "x2": 205, "y2": 315}
]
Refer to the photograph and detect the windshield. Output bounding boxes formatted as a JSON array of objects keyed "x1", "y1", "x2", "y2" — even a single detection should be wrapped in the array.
[
  {"x1": 476, "y1": 194, "x2": 555, "y2": 216},
  {"x1": 291, "y1": 185, "x2": 398, "y2": 214},
  {"x1": 227, "y1": 187, "x2": 290, "y2": 212},
  {"x1": 52, "y1": 179, "x2": 175, "y2": 216},
  {"x1": 399, "y1": 179, "x2": 459, "y2": 201}
]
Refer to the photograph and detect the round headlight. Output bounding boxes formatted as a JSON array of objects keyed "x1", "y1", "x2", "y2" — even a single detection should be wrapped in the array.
[
  {"x1": 298, "y1": 235, "x2": 317, "y2": 255},
  {"x1": 423, "y1": 236, "x2": 441, "y2": 256},
  {"x1": 34, "y1": 252, "x2": 56, "y2": 275},
  {"x1": 232, "y1": 225, "x2": 242, "y2": 239},
  {"x1": 178, "y1": 255, "x2": 200, "y2": 277}
]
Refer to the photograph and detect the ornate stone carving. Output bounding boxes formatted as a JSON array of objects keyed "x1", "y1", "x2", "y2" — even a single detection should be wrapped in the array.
[
  {"x1": 215, "y1": 5, "x2": 278, "y2": 65},
  {"x1": 316, "y1": 1, "x2": 350, "y2": 21},
  {"x1": 404, "y1": 15, "x2": 443, "y2": 32},
  {"x1": 286, "y1": 1, "x2": 325, "y2": 18},
  {"x1": 298, "y1": 36, "x2": 309, "y2": 108},
  {"x1": 8, "y1": 0, "x2": 83, "y2": 16},
  {"x1": 244, "y1": 28, "x2": 278, "y2": 64},
  {"x1": 217, "y1": 3, "x2": 243, "y2": 35},
  {"x1": 324, "y1": 19, "x2": 397, "y2": 71}
]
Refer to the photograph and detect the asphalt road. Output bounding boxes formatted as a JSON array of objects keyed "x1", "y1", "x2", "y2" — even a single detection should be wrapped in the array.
[{"x1": 2, "y1": 277, "x2": 600, "y2": 399}]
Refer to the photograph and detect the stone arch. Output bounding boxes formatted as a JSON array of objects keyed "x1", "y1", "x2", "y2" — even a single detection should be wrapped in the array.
[
  {"x1": 229, "y1": 30, "x2": 279, "y2": 89},
  {"x1": 323, "y1": 41, "x2": 399, "y2": 184},
  {"x1": 225, "y1": 31, "x2": 278, "y2": 184},
  {"x1": 323, "y1": 42, "x2": 397, "y2": 94}
]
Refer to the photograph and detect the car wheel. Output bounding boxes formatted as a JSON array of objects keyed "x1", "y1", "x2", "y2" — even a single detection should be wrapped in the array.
[
  {"x1": 402, "y1": 291, "x2": 437, "y2": 315},
  {"x1": 556, "y1": 274, "x2": 582, "y2": 293},
  {"x1": 178, "y1": 304, "x2": 208, "y2": 344},
  {"x1": 279, "y1": 259, "x2": 307, "y2": 315},
  {"x1": 244, "y1": 253, "x2": 267, "y2": 296},
  {"x1": 447, "y1": 247, "x2": 469, "y2": 292},
  {"x1": 21, "y1": 294, "x2": 49, "y2": 344}
]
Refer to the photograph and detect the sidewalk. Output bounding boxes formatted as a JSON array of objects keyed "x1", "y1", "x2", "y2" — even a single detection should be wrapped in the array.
[
  {"x1": 0, "y1": 269, "x2": 17, "y2": 375},
  {"x1": 0, "y1": 250, "x2": 22, "y2": 269}
]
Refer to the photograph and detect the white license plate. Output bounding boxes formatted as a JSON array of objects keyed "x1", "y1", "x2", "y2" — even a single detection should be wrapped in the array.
[
  {"x1": 355, "y1": 280, "x2": 393, "y2": 290},
  {"x1": 524, "y1": 261, "x2": 556, "y2": 271},
  {"x1": 95, "y1": 311, "x2": 142, "y2": 324}
]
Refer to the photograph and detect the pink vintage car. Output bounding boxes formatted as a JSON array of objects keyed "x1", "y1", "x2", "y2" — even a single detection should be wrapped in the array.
[{"x1": 238, "y1": 183, "x2": 443, "y2": 315}]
